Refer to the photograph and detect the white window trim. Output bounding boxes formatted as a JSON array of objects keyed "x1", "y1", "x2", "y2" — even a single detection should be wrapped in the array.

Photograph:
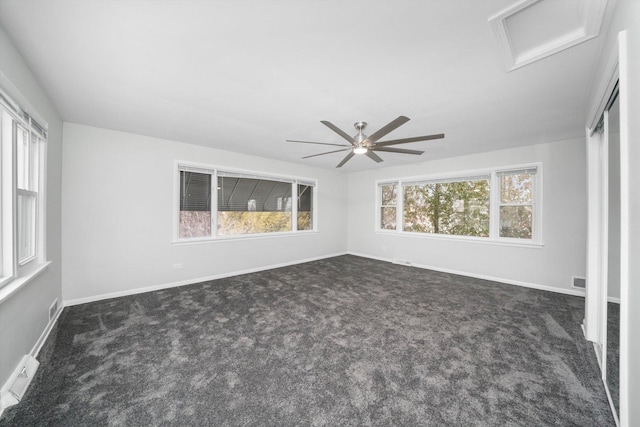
[
  {"x1": 375, "y1": 163, "x2": 543, "y2": 247},
  {"x1": 173, "y1": 160, "x2": 318, "y2": 243},
  {"x1": 0, "y1": 86, "x2": 48, "y2": 294}
]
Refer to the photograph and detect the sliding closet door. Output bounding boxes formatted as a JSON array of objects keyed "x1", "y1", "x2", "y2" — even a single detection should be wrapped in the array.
[{"x1": 605, "y1": 94, "x2": 621, "y2": 417}]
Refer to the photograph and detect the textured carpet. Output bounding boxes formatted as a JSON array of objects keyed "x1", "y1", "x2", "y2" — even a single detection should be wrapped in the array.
[
  {"x1": 1, "y1": 255, "x2": 614, "y2": 426},
  {"x1": 606, "y1": 302, "x2": 620, "y2": 414}
]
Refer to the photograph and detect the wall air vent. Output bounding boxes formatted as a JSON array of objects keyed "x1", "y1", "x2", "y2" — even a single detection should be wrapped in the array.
[
  {"x1": 49, "y1": 299, "x2": 58, "y2": 321},
  {"x1": 572, "y1": 276, "x2": 586, "y2": 289},
  {"x1": 0, "y1": 355, "x2": 39, "y2": 412}
]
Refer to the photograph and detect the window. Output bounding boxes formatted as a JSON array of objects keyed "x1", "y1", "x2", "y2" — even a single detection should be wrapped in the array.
[
  {"x1": 217, "y1": 173, "x2": 293, "y2": 236},
  {"x1": 179, "y1": 170, "x2": 212, "y2": 239},
  {"x1": 377, "y1": 165, "x2": 540, "y2": 243},
  {"x1": 380, "y1": 183, "x2": 397, "y2": 230},
  {"x1": 297, "y1": 183, "x2": 313, "y2": 231},
  {"x1": 176, "y1": 164, "x2": 316, "y2": 240},
  {"x1": 497, "y1": 168, "x2": 536, "y2": 239},
  {"x1": 1, "y1": 90, "x2": 47, "y2": 290},
  {"x1": 403, "y1": 176, "x2": 490, "y2": 237}
]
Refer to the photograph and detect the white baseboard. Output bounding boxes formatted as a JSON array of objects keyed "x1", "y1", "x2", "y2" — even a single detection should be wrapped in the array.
[
  {"x1": 65, "y1": 252, "x2": 348, "y2": 306},
  {"x1": 348, "y1": 252, "x2": 587, "y2": 298},
  {"x1": 0, "y1": 302, "x2": 63, "y2": 417},
  {"x1": 30, "y1": 304, "x2": 64, "y2": 358}
]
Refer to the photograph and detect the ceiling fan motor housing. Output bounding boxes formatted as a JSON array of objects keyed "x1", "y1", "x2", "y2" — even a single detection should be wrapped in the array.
[{"x1": 353, "y1": 122, "x2": 368, "y2": 147}]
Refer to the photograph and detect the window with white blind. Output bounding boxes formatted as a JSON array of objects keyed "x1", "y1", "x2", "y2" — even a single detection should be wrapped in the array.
[
  {"x1": 1, "y1": 89, "x2": 48, "y2": 291},
  {"x1": 176, "y1": 164, "x2": 316, "y2": 241},
  {"x1": 377, "y1": 164, "x2": 541, "y2": 244}
]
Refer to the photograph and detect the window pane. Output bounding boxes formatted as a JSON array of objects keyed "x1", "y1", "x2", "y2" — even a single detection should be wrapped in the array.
[
  {"x1": 501, "y1": 174, "x2": 533, "y2": 204},
  {"x1": 403, "y1": 179, "x2": 490, "y2": 237},
  {"x1": 179, "y1": 171, "x2": 211, "y2": 238},
  {"x1": 16, "y1": 125, "x2": 29, "y2": 190},
  {"x1": 297, "y1": 184, "x2": 313, "y2": 231},
  {"x1": 499, "y1": 206, "x2": 532, "y2": 239},
  {"x1": 217, "y1": 176, "x2": 292, "y2": 235},
  {"x1": 381, "y1": 207, "x2": 396, "y2": 230},
  {"x1": 218, "y1": 212, "x2": 292, "y2": 235},
  {"x1": 18, "y1": 193, "x2": 36, "y2": 263},
  {"x1": 381, "y1": 183, "x2": 397, "y2": 205}
]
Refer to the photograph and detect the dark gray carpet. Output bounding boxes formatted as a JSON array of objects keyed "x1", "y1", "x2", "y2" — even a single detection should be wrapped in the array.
[
  {"x1": 606, "y1": 302, "x2": 620, "y2": 414},
  {"x1": 1, "y1": 255, "x2": 613, "y2": 426}
]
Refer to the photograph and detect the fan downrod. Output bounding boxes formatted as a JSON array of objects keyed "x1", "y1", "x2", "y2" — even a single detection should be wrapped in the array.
[{"x1": 354, "y1": 122, "x2": 367, "y2": 132}]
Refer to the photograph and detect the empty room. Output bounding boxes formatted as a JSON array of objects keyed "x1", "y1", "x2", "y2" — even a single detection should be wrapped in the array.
[{"x1": 0, "y1": 0, "x2": 638, "y2": 425}]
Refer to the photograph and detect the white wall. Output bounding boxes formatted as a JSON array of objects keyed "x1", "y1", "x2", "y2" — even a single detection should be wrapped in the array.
[
  {"x1": 0, "y1": 26, "x2": 63, "y2": 386},
  {"x1": 61, "y1": 123, "x2": 348, "y2": 302},
  {"x1": 347, "y1": 138, "x2": 586, "y2": 294},
  {"x1": 587, "y1": 0, "x2": 640, "y2": 424}
]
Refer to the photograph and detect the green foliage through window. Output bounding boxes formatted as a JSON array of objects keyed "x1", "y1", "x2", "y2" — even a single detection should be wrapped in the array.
[
  {"x1": 403, "y1": 179, "x2": 490, "y2": 237},
  {"x1": 378, "y1": 166, "x2": 538, "y2": 241}
]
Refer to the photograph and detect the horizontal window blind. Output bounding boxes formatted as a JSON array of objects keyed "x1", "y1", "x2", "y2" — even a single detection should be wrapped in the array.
[
  {"x1": 403, "y1": 174, "x2": 490, "y2": 186},
  {"x1": 180, "y1": 171, "x2": 211, "y2": 211},
  {"x1": 496, "y1": 168, "x2": 537, "y2": 177},
  {"x1": 218, "y1": 176, "x2": 292, "y2": 212}
]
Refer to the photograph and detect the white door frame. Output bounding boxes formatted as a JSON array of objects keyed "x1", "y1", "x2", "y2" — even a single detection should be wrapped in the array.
[{"x1": 585, "y1": 30, "x2": 630, "y2": 427}]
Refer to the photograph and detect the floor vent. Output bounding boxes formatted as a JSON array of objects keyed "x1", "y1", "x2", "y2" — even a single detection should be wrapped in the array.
[
  {"x1": 49, "y1": 299, "x2": 58, "y2": 321},
  {"x1": 572, "y1": 276, "x2": 586, "y2": 289},
  {"x1": 0, "y1": 355, "x2": 39, "y2": 411}
]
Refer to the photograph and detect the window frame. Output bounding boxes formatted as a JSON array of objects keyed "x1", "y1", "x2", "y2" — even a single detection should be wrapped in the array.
[
  {"x1": 494, "y1": 167, "x2": 540, "y2": 243},
  {"x1": 376, "y1": 163, "x2": 543, "y2": 246},
  {"x1": 379, "y1": 182, "x2": 398, "y2": 231},
  {"x1": 173, "y1": 161, "x2": 317, "y2": 243},
  {"x1": 0, "y1": 89, "x2": 48, "y2": 294}
]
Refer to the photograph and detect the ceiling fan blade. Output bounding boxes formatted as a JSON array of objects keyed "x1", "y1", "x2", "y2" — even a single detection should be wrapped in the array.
[
  {"x1": 287, "y1": 139, "x2": 351, "y2": 147},
  {"x1": 365, "y1": 150, "x2": 384, "y2": 163},
  {"x1": 321, "y1": 121, "x2": 357, "y2": 146},
  {"x1": 375, "y1": 133, "x2": 445, "y2": 147},
  {"x1": 302, "y1": 148, "x2": 351, "y2": 159},
  {"x1": 336, "y1": 151, "x2": 355, "y2": 168},
  {"x1": 365, "y1": 116, "x2": 410, "y2": 144},
  {"x1": 372, "y1": 147, "x2": 424, "y2": 155}
]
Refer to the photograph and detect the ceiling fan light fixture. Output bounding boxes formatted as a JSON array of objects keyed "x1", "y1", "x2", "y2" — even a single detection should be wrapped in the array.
[{"x1": 353, "y1": 146, "x2": 368, "y2": 154}]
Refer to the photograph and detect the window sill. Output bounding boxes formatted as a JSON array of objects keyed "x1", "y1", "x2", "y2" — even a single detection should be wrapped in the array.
[
  {"x1": 375, "y1": 230, "x2": 544, "y2": 248},
  {"x1": 0, "y1": 261, "x2": 52, "y2": 305},
  {"x1": 172, "y1": 230, "x2": 318, "y2": 245}
]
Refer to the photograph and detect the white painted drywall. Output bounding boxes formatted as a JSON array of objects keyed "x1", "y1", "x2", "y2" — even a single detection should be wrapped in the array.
[
  {"x1": 587, "y1": 0, "x2": 640, "y2": 424},
  {"x1": 607, "y1": 100, "x2": 621, "y2": 301},
  {"x1": 621, "y1": 27, "x2": 640, "y2": 427},
  {"x1": 347, "y1": 138, "x2": 587, "y2": 294},
  {"x1": 61, "y1": 123, "x2": 348, "y2": 302},
  {"x1": 0, "y1": 26, "x2": 63, "y2": 387}
]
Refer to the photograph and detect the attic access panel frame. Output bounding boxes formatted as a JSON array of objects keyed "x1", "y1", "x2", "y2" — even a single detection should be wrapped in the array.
[{"x1": 488, "y1": 0, "x2": 609, "y2": 71}]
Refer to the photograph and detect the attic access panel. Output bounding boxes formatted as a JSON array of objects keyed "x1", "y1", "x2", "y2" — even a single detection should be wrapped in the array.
[{"x1": 488, "y1": 0, "x2": 608, "y2": 71}]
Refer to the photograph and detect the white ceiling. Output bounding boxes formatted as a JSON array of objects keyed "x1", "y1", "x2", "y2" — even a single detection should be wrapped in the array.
[{"x1": 0, "y1": 0, "x2": 611, "y2": 171}]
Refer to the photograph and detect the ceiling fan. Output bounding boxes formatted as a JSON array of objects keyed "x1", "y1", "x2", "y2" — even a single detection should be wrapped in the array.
[{"x1": 287, "y1": 116, "x2": 444, "y2": 168}]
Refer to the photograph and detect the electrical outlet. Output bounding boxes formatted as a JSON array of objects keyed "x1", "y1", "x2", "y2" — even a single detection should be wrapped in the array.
[{"x1": 173, "y1": 263, "x2": 183, "y2": 270}]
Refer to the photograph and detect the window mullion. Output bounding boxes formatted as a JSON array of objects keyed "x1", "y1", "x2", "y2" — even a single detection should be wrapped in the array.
[
  {"x1": 396, "y1": 182, "x2": 403, "y2": 232},
  {"x1": 212, "y1": 170, "x2": 218, "y2": 238},
  {"x1": 489, "y1": 172, "x2": 501, "y2": 239}
]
